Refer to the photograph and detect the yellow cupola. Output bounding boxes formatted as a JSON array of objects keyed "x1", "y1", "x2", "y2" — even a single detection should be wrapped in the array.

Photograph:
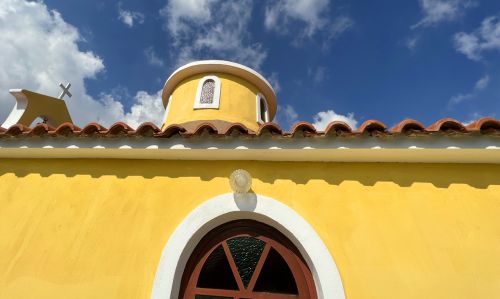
[{"x1": 161, "y1": 60, "x2": 277, "y2": 132}]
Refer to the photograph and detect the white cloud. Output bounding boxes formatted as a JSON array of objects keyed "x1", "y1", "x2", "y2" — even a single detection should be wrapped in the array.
[
  {"x1": 268, "y1": 72, "x2": 281, "y2": 93},
  {"x1": 275, "y1": 105, "x2": 359, "y2": 132},
  {"x1": 474, "y1": 74, "x2": 489, "y2": 90},
  {"x1": 161, "y1": 0, "x2": 266, "y2": 70},
  {"x1": 448, "y1": 74, "x2": 489, "y2": 106},
  {"x1": 454, "y1": 32, "x2": 481, "y2": 60},
  {"x1": 0, "y1": 0, "x2": 105, "y2": 125},
  {"x1": 449, "y1": 92, "x2": 474, "y2": 106},
  {"x1": 404, "y1": 36, "x2": 420, "y2": 51},
  {"x1": 265, "y1": 0, "x2": 353, "y2": 40},
  {"x1": 308, "y1": 66, "x2": 328, "y2": 83},
  {"x1": 124, "y1": 90, "x2": 164, "y2": 128},
  {"x1": 144, "y1": 47, "x2": 164, "y2": 67},
  {"x1": 265, "y1": 0, "x2": 328, "y2": 37},
  {"x1": 312, "y1": 109, "x2": 358, "y2": 130},
  {"x1": 100, "y1": 89, "x2": 165, "y2": 129},
  {"x1": 463, "y1": 112, "x2": 494, "y2": 126},
  {"x1": 164, "y1": 0, "x2": 214, "y2": 39},
  {"x1": 453, "y1": 16, "x2": 500, "y2": 61},
  {"x1": 0, "y1": 0, "x2": 164, "y2": 128},
  {"x1": 327, "y1": 15, "x2": 355, "y2": 40},
  {"x1": 118, "y1": 3, "x2": 145, "y2": 28},
  {"x1": 274, "y1": 104, "x2": 298, "y2": 128},
  {"x1": 412, "y1": 0, "x2": 474, "y2": 29}
]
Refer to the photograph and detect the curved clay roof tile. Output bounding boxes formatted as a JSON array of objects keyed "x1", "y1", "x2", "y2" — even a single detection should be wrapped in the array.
[
  {"x1": 80, "y1": 123, "x2": 107, "y2": 136},
  {"x1": 290, "y1": 122, "x2": 317, "y2": 137},
  {"x1": 106, "y1": 122, "x2": 134, "y2": 136},
  {"x1": 427, "y1": 118, "x2": 466, "y2": 133},
  {"x1": 4, "y1": 117, "x2": 499, "y2": 139},
  {"x1": 135, "y1": 122, "x2": 161, "y2": 137},
  {"x1": 323, "y1": 121, "x2": 353, "y2": 136},
  {"x1": 5, "y1": 124, "x2": 29, "y2": 136},
  {"x1": 391, "y1": 119, "x2": 426, "y2": 134},
  {"x1": 223, "y1": 123, "x2": 251, "y2": 136},
  {"x1": 29, "y1": 123, "x2": 54, "y2": 136},
  {"x1": 157, "y1": 124, "x2": 186, "y2": 138},
  {"x1": 53, "y1": 122, "x2": 81, "y2": 136},
  {"x1": 257, "y1": 122, "x2": 283, "y2": 136},
  {"x1": 190, "y1": 122, "x2": 218, "y2": 136},
  {"x1": 465, "y1": 117, "x2": 500, "y2": 134},
  {"x1": 357, "y1": 120, "x2": 388, "y2": 135}
]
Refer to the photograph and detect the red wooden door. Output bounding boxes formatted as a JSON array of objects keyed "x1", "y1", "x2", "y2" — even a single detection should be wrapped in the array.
[{"x1": 179, "y1": 220, "x2": 317, "y2": 299}]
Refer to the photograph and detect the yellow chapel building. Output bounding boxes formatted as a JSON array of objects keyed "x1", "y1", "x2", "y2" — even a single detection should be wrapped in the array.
[{"x1": 0, "y1": 60, "x2": 500, "y2": 299}]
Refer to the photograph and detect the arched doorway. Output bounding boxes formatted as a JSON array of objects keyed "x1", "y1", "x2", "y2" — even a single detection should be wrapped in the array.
[{"x1": 179, "y1": 220, "x2": 318, "y2": 299}]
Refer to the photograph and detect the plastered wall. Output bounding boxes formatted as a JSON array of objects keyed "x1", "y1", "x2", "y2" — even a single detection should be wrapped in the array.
[{"x1": 0, "y1": 159, "x2": 499, "y2": 299}]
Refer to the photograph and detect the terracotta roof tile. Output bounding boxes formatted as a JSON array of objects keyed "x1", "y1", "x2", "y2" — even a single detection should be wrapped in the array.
[
  {"x1": 257, "y1": 122, "x2": 283, "y2": 136},
  {"x1": 157, "y1": 124, "x2": 185, "y2": 138},
  {"x1": 391, "y1": 119, "x2": 426, "y2": 135},
  {"x1": 135, "y1": 122, "x2": 161, "y2": 137},
  {"x1": 106, "y1": 122, "x2": 134, "y2": 136},
  {"x1": 80, "y1": 123, "x2": 107, "y2": 136},
  {"x1": 52, "y1": 122, "x2": 81, "y2": 136},
  {"x1": 357, "y1": 120, "x2": 388, "y2": 136},
  {"x1": 172, "y1": 120, "x2": 254, "y2": 137},
  {"x1": 0, "y1": 117, "x2": 499, "y2": 139},
  {"x1": 4, "y1": 124, "x2": 29, "y2": 136},
  {"x1": 223, "y1": 123, "x2": 252, "y2": 136},
  {"x1": 427, "y1": 118, "x2": 467, "y2": 133},
  {"x1": 29, "y1": 123, "x2": 54, "y2": 136},
  {"x1": 323, "y1": 121, "x2": 353, "y2": 136},
  {"x1": 290, "y1": 122, "x2": 317, "y2": 137},
  {"x1": 466, "y1": 117, "x2": 500, "y2": 134},
  {"x1": 187, "y1": 122, "x2": 218, "y2": 136}
]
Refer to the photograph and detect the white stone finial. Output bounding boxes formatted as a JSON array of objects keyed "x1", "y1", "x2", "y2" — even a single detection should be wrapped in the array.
[{"x1": 58, "y1": 83, "x2": 72, "y2": 100}]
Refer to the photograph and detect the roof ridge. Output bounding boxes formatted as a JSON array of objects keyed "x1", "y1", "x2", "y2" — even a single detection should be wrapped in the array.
[{"x1": 1, "y1": 117, "x2": 499, "y2": 138}]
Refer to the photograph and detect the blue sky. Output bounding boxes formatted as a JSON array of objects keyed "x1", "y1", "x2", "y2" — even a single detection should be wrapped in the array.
[{"x1": 1, "y1": 0, "x2": 500, "y2": 129}]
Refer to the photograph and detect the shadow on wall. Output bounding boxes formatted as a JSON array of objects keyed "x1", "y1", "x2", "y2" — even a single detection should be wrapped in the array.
[{"x1": 0, "y1": 159, "x2": 498, "y2": 189}]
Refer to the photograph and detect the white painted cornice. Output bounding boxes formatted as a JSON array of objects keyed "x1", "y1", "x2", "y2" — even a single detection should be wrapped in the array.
[{"x1": 0, "y1": 135, "x2": 499, "y2": 163}]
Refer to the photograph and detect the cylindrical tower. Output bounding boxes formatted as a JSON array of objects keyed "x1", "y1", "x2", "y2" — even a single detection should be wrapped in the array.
[{"x1": 161, "y1": 60, "x2": 277, "y2": 132}]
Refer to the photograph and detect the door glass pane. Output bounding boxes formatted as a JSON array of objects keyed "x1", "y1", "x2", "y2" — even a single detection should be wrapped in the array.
[
  {"x1": 253, "y1": 248, "x2": 298, "y2": 294},
  {"x1": 197, "y1": 245, "x2": 238, "y2": 290},
  {"x1": 226, "y1": 236, "x2": 265, "y2": 288}
]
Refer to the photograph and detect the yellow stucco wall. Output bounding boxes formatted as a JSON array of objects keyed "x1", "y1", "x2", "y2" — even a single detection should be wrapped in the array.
[
  {"x1": 164, "y1": 73, "x2": 264, "y2": 130},
  {"x1": 0, "y1": 159, "x2": 499, "y2": 299}
]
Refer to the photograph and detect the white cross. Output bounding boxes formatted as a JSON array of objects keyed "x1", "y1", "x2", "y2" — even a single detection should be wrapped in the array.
[{"x1": 58, "y1": 83, "x2": 72, "y2": 100}]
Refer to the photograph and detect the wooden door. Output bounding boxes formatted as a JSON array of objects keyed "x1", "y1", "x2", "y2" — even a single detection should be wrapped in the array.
[{"x1": 179, "y1": 220, "x2": 317, "y2": 299}]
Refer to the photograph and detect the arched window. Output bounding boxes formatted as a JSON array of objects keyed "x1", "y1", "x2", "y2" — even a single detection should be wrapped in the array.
[
  {"x1": 194, "y1": 75, "x2": 221, "y2": 109},
  {"x1": 179, "y1": 220, "x2": 317, "y2": 299},
  {"x1": 256, "y1": 93, "x2": 269, "y2": 123}
]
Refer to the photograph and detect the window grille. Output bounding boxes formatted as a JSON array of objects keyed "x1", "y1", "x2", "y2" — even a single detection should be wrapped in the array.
[
  {"x1": 200, "y1": 80, "x2": 215, "y2": 104},
  {"x1": 194, "y1": 76, "x2": 221, "y2": 109}
]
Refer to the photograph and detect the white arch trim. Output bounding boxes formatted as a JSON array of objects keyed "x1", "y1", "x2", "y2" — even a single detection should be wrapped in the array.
[{"x1": 150, "y1": 193, "x2": 346, "y2": 299}]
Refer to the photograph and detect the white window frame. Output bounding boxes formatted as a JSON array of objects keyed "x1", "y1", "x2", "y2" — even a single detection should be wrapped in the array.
[
  {"x1": 194, "y1": 75, "x2": 221, "y2": 109},
  {"x1": 256, "y1": 93, "x2": 269, "y2": 123}
]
